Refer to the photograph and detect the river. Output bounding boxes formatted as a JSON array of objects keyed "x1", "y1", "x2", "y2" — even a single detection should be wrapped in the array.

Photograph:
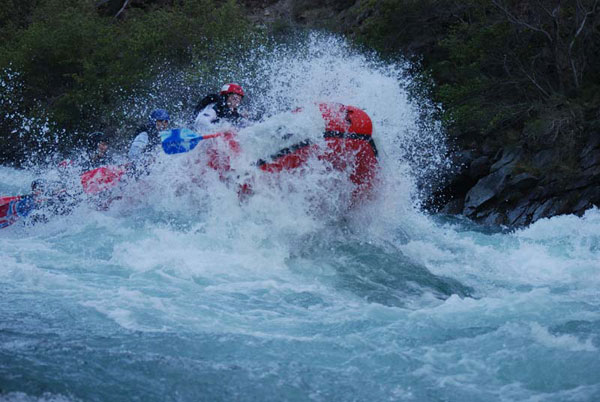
[{"x1": 1, "y1": 34, "x2": 598, "y2": 402}]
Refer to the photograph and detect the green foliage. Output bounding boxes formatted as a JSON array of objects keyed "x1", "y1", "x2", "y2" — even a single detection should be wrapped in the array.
[
  {"x1": 0, "y1": 0, "x2": 39, "y2": 42},
  {"x1": 0, "y1": 0, "x2": 257, "y2": 164},
  {"x1": 350, "y1": 0, "x2": 600, "y2": 154}
]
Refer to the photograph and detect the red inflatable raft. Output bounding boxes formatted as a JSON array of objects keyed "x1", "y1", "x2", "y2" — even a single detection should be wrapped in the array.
[{"x1": 201, "y1": 102, "x2": 379, "y2": 205}]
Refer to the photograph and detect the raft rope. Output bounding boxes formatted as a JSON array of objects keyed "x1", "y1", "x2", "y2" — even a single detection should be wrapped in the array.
[{"x1": 256, "y1": 131, "x2": 378, "y2": 166}]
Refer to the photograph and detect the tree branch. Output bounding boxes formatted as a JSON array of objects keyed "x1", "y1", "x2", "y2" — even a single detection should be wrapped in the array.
[
  {"x1": 511, "y1": 50, "x2": 551, "y2": 99},
  {"x1": 115, "y1": 0, "x2": 131, "y2": 18},
  {"x1": 536, "y1": 0, "x2": 557, "y2": 20},
  {"x1": 492, "y1": 0, "x2": 554, "y2": 43},
  {"x1": 567, "y1": 0, "x2": 599, "y2": 88}
]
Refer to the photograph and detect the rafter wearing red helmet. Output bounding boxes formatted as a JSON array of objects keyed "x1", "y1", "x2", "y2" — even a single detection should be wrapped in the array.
[{"x1": 193, "y1": 83, "x2": 249, "y2": 132}]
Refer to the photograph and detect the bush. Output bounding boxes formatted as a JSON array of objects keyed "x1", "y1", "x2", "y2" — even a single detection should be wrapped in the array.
[{"x1": 350, "y1": 0, "x2": 600, "y2": 153}]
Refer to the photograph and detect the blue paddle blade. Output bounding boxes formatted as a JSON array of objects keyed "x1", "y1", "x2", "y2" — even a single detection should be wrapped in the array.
[
  {"x1": 15, "y1": 196, "x2": 35, "y2": 217},
  {"x1": 161, "y1": 128, "x2": 203, "y2": 154}
]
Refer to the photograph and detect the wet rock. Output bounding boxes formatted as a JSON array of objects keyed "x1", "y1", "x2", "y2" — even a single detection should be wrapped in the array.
[
  {"x1": 580, "y1": 148, "x2": 600, "y2": 170},
  {"x1": 580, "y1": 133, "x2": 600, "y2": 157},
  {"x1": 463, "y1": 165, "x2": 512, "y2": 215},
  {"x1": 436, "y1": 139, "x2": 598, "y2": 226},
  {"x1": 572, "y1": 197, "x2": 591, "y2": 215},
  {"x1": 451, "y1": 150, "x2": 475, "y2": 172},
  {"x1": 468, "y1": 155, "x2": 491, "y2": 179},
  {"x1": 508, "y1": 173, "x2": 539, "y2": 190},
  {"x1": 531, "y1": 149, "x2": 558, "y2": 171},
  {"x1": 572, "y1": 186, "x2": 600, "y2": 215},
  {"x1": 506, "y1": 202, "x2": 528, "y2": 226},
  {"x1": 565, "y1": 176, "x2": 595, "y2": 191},
  {"x1": 463, "y1": 147, "x2": 522, "y2": 214},
  {"x1": 490, "y1": 147, "x2": 522, "y2": 172},
  {"x1": 479, "y1": 210, "x2": 503, "y2": 226},
  {"x1": 426, "y1": 125, "x2": 598, "y2": 227},
  {"x1": 546, "y1": 197, "x2": 572, "y2": 217},
  {"x1": 531, "y1": 199, "x2": 555, "y2": 222},
  {"x1": 502, "y1": 189, "x2": 542, "y2": 226},
  {"x1": 439, "y1": 197, "x2": 464, "y2": 214}
]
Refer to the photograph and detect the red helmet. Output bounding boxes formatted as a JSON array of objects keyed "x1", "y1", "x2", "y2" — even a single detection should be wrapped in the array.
[
  {"x1": 220, "y1": 83, "x2": 244, "y2": 97},
  {"x1": 319, "y1": 103, "x2": 373, "y2": 136}
]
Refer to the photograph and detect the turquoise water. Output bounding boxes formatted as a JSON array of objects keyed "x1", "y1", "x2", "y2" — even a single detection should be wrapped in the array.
[
  {"x1": 2, "y1": 177, "x2": 599, "y2": 402},
  {"x1": 1, "y1": 34, "x2": 599, "y2": 402}
]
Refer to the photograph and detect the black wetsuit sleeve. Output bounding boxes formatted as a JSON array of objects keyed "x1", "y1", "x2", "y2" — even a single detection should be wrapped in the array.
[{"x1": 194, "y1": 94, "x2": 221, "y2": 116}]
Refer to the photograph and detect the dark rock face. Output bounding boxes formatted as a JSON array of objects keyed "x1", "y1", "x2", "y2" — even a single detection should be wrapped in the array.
[
  {"x1": 462, "y1": 147, "x2": 522, "y2": 216},
  {"x1": 469, "y1": 155, "x2": 492, "y2": 179},
  {"x1": 463, "y1": 165, "x2": 512, "y2": 215},
  {"x1": 437, "y1": 134, "x2": 600, "y2": 227}
]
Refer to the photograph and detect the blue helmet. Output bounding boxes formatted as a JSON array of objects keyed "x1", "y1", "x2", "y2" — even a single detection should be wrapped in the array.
[{"x1": 149, "y1": 109, "x2": 170, "y2": 123}]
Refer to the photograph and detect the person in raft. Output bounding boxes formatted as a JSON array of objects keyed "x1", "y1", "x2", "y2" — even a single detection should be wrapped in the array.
[
  {"x1": 192, "y1": 83, "x2": 248, "y2": 132},
  {"x1": 128, "y1": 108, "x2": 170, "y2": 176},
  {"x1": 83, "y1": 131, "x2": 113, "y2": 170},
  {"x1": 27, "y1": 179, "x2": 77, "y2": 223}
]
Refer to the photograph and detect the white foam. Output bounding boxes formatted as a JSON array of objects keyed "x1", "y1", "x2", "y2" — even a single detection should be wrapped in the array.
[{"x1": 528, "y1": 322, "x2": 597, "y2": 352}]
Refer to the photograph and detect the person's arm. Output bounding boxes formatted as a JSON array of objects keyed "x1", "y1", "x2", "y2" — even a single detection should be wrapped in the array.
[
  {"x1": 128, "y1": 132, "x2": 149, "y2": 160},
  {"x1": 234, "y1": 114, "x2": 251, "y2": 128},
  {"x1": 193, "y1": 105, "x2": 218, "y2": 132}
]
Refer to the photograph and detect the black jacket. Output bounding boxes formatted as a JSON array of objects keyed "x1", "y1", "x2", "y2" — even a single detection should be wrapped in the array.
[{"x1": 193, "y1": 94, "x2": 244, "y2": 127}]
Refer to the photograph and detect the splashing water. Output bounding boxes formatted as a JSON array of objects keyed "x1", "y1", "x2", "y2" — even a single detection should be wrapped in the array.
[{"x1": 1, "y1": 34, "x2": 599, "y2": 402}]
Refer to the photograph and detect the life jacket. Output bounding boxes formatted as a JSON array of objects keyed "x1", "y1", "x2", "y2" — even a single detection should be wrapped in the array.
[
  {"x1": 128, "y1": 123, "x2": 161, "y2": 169},
  {"x1": 137, "y1": 123, "x2": 161, "y2": 150},
  {"x1": 80, "y1": 151, "x2": 114, "y2": 171}
]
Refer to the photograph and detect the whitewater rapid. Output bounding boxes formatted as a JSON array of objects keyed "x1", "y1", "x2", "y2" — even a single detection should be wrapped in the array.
[{"x1": 1, "y1": 34, "x2": 599, "y2": 402}]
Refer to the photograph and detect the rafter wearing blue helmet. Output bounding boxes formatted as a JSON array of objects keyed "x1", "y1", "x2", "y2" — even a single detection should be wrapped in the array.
[{"x1": 128, "y1": 109, "x2": 170, "y2": 160}]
